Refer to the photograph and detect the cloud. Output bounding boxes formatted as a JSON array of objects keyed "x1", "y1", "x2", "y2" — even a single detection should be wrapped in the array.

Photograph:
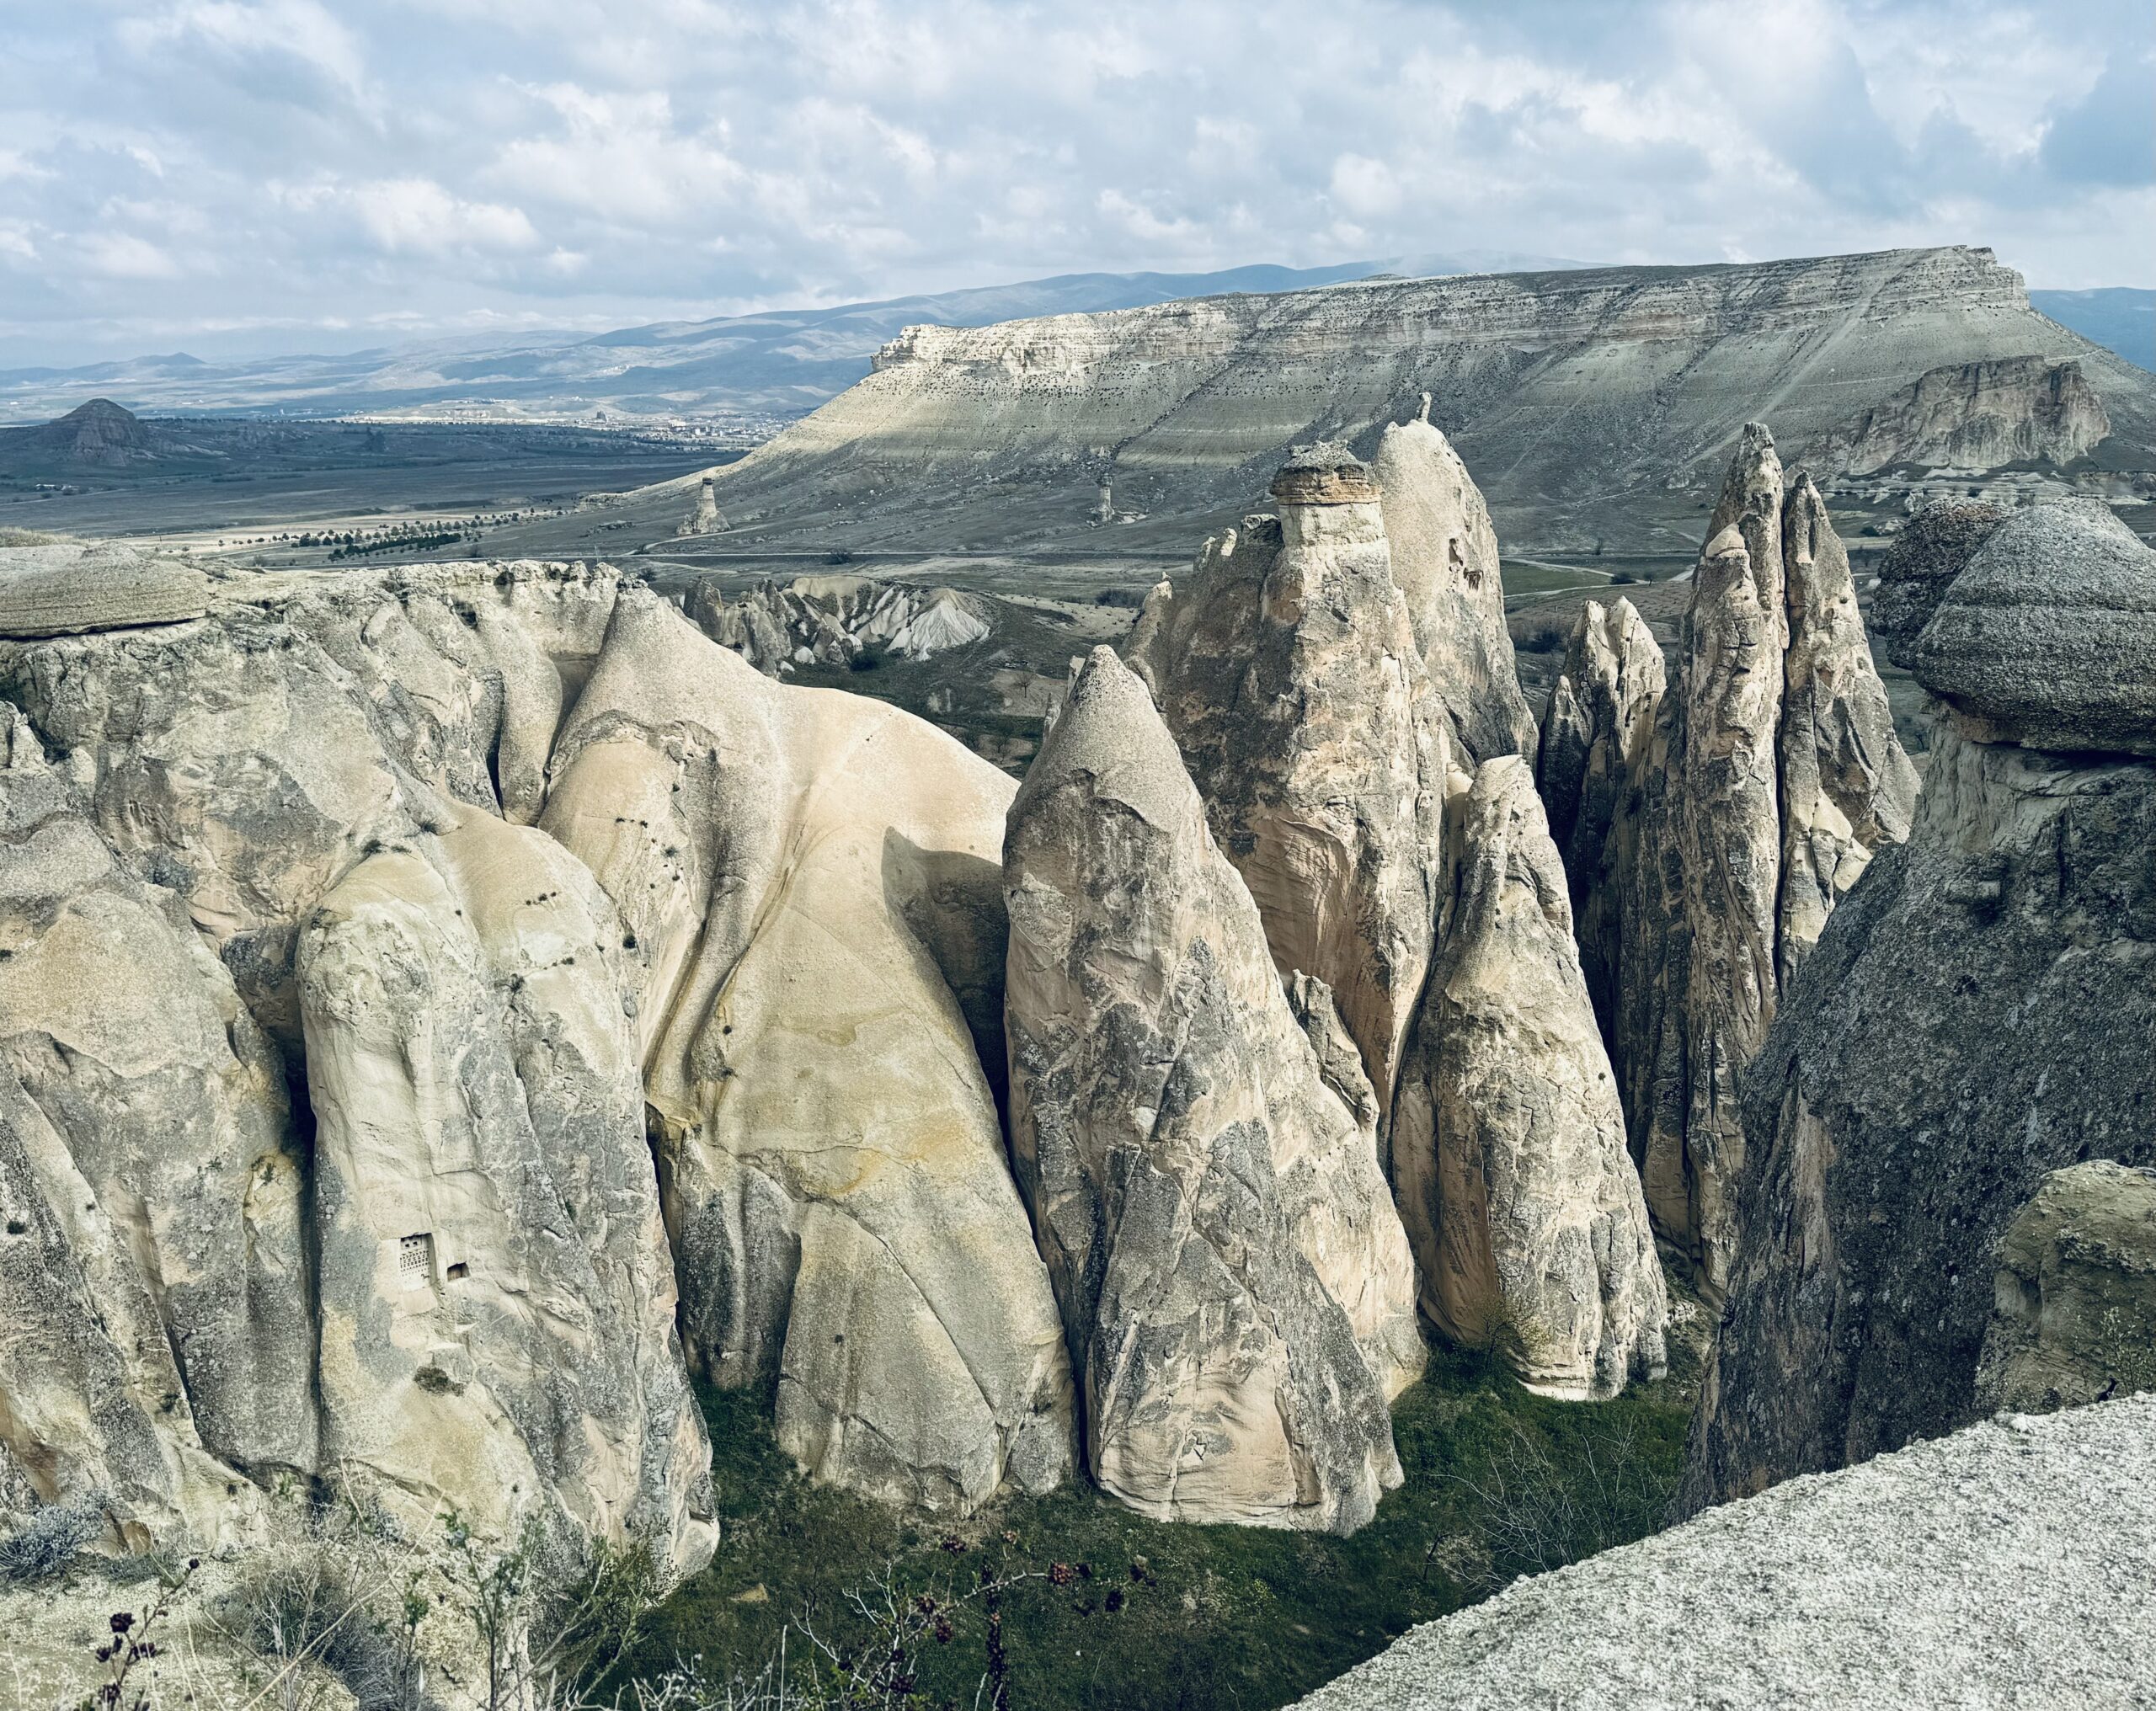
[{"x1": 0, "y1": 0, "x2": 2148, "y2": 364}]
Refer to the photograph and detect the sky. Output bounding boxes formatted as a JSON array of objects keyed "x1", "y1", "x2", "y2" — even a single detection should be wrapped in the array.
[{"x1": 0, "y1": 0, "x2": 2149, "y2": 365}]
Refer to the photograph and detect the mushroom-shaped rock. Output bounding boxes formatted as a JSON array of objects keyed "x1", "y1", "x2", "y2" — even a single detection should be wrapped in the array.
[
  {"x1": 1123, "y1": 451, "x2": 1444, "y2": 1123},
  {"x1": 1003, "y1": 646, "x2": 1419, "y2": 1532},
  {"x1": 542, "y1": 590, "x2": 1074, "y2": 1515},
  {"x1": 1775, "y1": 476, "x2": 1919, "y2": 980},
  {"x1": 1391, "y1": 756, "x2": 1667, "y2": 1399},
  {"x1": 0, "y1": 541, "x2": 209, "y2": 638},
  {"x1": 1369, "y1": 412, "x2": 1537, "y2": 765},
  {"x1": 1870, "y1": 500, "x2": 2005, "y2": 669},
  {"x1": 1911, "y1": 499, "x2": 2156, "y2": 756}
]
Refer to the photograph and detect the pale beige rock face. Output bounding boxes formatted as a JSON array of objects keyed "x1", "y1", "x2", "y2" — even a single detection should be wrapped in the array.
[
  {"x1": 1775, "y1": 477, "x2": 1919, "y2": 980},
  {"x1": 1123, "y1": 449, "x2": 1444, "y2": 1126},
  {"x1": 1391, "y1": 757, "x2": 1667, "y2": 1399},
  {"x1": 1975, "y1": 1160, "x2": 2156, "y2": 1416},
  {"x1": 0, "y1": 713, "x2": 293, "y2": 1548},
  {"x1": 1369, "y1": 411, "x2": 1537, "y2": 766},
  {"x1": 298, "y1": 802, "x2": 715, "y2": 1572},
  {"x1": 1003, "y1": 648, "x2": 1417, "y2": 1532},
  {"x1": 1534, "y1": 597, "x2": 1665, "y2": 1043},
  {"x1": 542, "y1": 591, "x2": 1075, "y2": 1515}
]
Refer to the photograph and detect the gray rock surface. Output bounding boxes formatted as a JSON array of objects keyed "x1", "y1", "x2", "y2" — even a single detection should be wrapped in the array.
[
  {"x1": 1123, "y1": 445, "x2": 1443, "y2": 1122},
  {"x1": 0, "y1": 541, "x2": 209, "y2": 637},
  {"x1": 1910, "y1": 498, "x2": 2156, "y2": 755},
  {"x1": 1294, "y1": 1394, "x2": 2156, "y2": 1711},
  {"x1": 1003, "y1": 647, "x2": 1418, "y2": 1531},
  {"x1": 1389, "y1": 757, "x2": 1666, "y2": 1399},
  {"x1": 1684, "y1": 718, "x2": 2156, "y2": 1509},
  {"x1": 1868, "y1": 498, "x2": 2004, "y2": 671},
  {"x1": 686, "y1": 572, "x2": 991, "y2": 674},
  {"x1": 1976, "y1": 1161, "x2": 2156, "y2": 1415}
]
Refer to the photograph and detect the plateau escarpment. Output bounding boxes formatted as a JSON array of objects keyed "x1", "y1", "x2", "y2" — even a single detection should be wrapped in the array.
[
  {"x1": 1684, "y1": 496, "x2": 2156, "y2": 1510},
  {"x1": 574, "y1": 247, "x2": 2156, "y2": 562}
]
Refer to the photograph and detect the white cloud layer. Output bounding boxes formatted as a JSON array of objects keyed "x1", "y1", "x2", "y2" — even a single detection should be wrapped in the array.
[{"x1": 0, "y1": 0, "x2": 2148, "y2": 362}]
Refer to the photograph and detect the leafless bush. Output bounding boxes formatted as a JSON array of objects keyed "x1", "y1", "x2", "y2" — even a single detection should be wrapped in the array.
[
  {"x1": 1512, "y1": 610, "x2": 1572, "y2": 653},
  {"x1": 1451, "y1": 1417, "x2": 1670, "y2": 1584},
  {"x1": 0, "y1": 1493, "x2": 105, "y2": 1583}
]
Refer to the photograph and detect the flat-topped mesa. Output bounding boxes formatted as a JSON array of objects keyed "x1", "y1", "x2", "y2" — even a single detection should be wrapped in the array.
[
  {"x1": 1564, "y1": 425, "x2": 1915, "y2": 1300},
  {"x1": 1371, "y1": 405, "x2": 1538, "y2": 765},
  {"x1": 1684, "y1": 497, "x2": 2156, "y2": 1510},
  {"x1": 1125, "y1": 443, "x2": 1444, "y2": 1127},
  {"x1": 1003, "y1": 647, "x2": 1419, "y2": 1532}
]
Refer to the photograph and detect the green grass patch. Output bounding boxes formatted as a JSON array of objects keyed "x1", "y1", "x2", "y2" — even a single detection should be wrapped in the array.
[{"x1": 602, "y1": 1347, "x2": 1689, "y2": 1710}]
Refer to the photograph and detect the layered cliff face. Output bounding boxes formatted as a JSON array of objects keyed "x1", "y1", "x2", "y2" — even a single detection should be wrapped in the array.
[
  {"x1": 542, "y1": 593, "x2": 1075, "y2": 1514},
  {"x1": 1820, "y1": 355, "x2": 2109, "y2": 475},
  {"x1": 1683, "y1": 498, "x2": 2156, "y2": 1511},
  {"x1": 646, "y1": 247, "x2": 2156, "y2": 558},
  {"x1": 1545, "y1": 427, "x2": 1916, "y2": 1299},
  {"x1": 686, "y1": 572, "x2": 992, "y2": 674},
  {"x1": 1003, "y1": 648, "x2": 1420, "y2": 1532}
]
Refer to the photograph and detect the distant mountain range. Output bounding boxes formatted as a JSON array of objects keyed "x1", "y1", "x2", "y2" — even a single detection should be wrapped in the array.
[
  {"x1": 0, "y1": 253, "x2": 1586, "y2": 427},
  {"x1": 2031, "y1": 289, "x2": 2154, "y2": 372}
]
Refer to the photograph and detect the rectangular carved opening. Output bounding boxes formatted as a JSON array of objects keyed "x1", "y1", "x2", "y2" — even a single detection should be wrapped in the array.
[
  {"x1": 446, "y1": 1261, "x2": 469, "y2": 1282},
  {"x1": 398, "y1": 1233, "x2": 434, "y2": 1290}
]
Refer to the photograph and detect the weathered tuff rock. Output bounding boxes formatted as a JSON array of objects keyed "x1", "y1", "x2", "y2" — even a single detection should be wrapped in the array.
[
  {"x1": 1296, "y1": 1396, "x2": 2156, "y2": 1711},
  {"x1": 1533, "y1": 596, "x2": 1663, "y2": 1041},
  {"x1": 1123, "y1": 445, "x2": 1443, "y2": 1121},
  {"x1": 1557, "y1": 427, "x2": 1915, "y2": 1298},
  {"x1": 1820, "y1": 354, "x2": 2110, "y2": 475},
  {"x1": 0, "y1": 564, "x2": 717, "y2": 1569},
  {"x1": 1909, "y1": 498, "x2": 2156, "y2": 756},
  {"x1": 0, "y1": 540, "x2": 210, "y2": 637},
  {"x1": 1369, "y1": 408, "x2": 1538, "y2": 765},
  {"x1": 1869, "y1": 498, "x2": 2005, "y2": 669},
  {"x1": 686, "y1": 572, "x2": 990, "y2": 674},
  {"x1": 1685, "y1": 498, "x2": 2156, "y2": 1506},
  {"x1": 1774, "y1": 476, "x2": 1920, "y2": 979},
  {"x1": 0, "y1": 712, "x2": 299, "y2": 1545},
  {"x1": 1003, "y1": 647, "x2": 1418, "y2": 1532},
  {"x1": 1975, "y1": 1161, "x2": 2156, "y2": 1416},
  {"x1": 544, "y1": 591, "x2": 1075, "y2": 1514},
  {"x1": 1390, "y1": 757, "x2": 1666, "y2": 1399}
]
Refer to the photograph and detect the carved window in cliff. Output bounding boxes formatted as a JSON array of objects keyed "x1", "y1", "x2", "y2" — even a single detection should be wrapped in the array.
[{"x1": 399, "y1": 1233, "x2": 435, "y2": 1290}]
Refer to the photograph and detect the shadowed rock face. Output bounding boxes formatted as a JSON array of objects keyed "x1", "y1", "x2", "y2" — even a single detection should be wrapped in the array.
[
  {"x1": 1003, "y1": 647, "x2": 1418, "y2": 1532},
  {"x1": 687, "y1": 573, "x2": 991, "y2": 674},
  {"x1": 1684, "y1": 498, "x2": 2156, "y2": 1511},
  {"x1": 1547, "y1": 428, "x2": 1915, "y2": 1300},
  {"x1": 1870, "y1": 499, "x2": 2006, "y2": 669},
  {"x1": 1123, "y1": 445, "x2": 1444, "y2": 1128},
  {"x1": 1975, "y1": 1161, "x2": 2156, "y2": 1416},
  {"x1": 1390, "y1": 757, "x2": 1667, "y2": 1399},
  {"x1": 544, "y1": 592, "x2": 1075, "y2": 1516}
]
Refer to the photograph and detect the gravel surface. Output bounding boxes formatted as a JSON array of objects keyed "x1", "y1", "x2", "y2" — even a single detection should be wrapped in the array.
[{"x1": 1294, "y1": 1394, "x2": 2156, "y2": 1709}]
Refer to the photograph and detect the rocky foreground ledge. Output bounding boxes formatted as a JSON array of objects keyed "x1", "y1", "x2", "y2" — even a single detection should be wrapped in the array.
[{"x1": 1293, "y1": 1393, "x2": 2156, "y2": 1710}]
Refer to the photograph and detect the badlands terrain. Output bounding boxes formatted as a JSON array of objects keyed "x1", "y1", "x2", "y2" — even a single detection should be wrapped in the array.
[{"x1": 0, "y1": 246, "x2": 2153, "y2": 1709}]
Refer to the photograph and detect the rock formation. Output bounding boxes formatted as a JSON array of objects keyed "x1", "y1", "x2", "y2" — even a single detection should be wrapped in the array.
[
  {"x1": 1867, "y1": 498, "x2": 2006, "y2": 667},
  {"x1": 1002, "y1": 647, "x2": 1419, "y2": 1532},
  {"x1": 686, "y1": 572, "x2": 991, "y2": 674},
  {"x1": 679, "y1": 474, "x2": 724, "y2": 536},
  {"x1": 1684, "y1": 498, "x2": 2156, "y2": 1511},
  {"x1": 1533, "y1": 596, "x2": 1663, "y2": 1039},
  {"x1": 1545, "y1": 427, "x2": 1916, "y2": 1299},
  {"x1": 543, "y1": 591, "x2": 1074, "y2": 1514},
  {"x1": 0, "y1": 540, "x2": 209, "y2": 637},
  {"x1": 1123, "y1": 445, "x2": 1443, "y2": 1122},
  {"x1": 1389, "y1": 757, "x2": 1667, "y2": 1399},
  {"x1": 1295, "y1": 1395, "x2": 2156, "y2": 1711},
  {"x1": 1369, "y1": 403, "x2": 1538, "y2": 765},
  {"x1": 1974, "y1": 1161, "x2": 2156, "y2": 1416},
  {"x1": 1821, "y1": 354, "x2": 2110, "y2": 474}
]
